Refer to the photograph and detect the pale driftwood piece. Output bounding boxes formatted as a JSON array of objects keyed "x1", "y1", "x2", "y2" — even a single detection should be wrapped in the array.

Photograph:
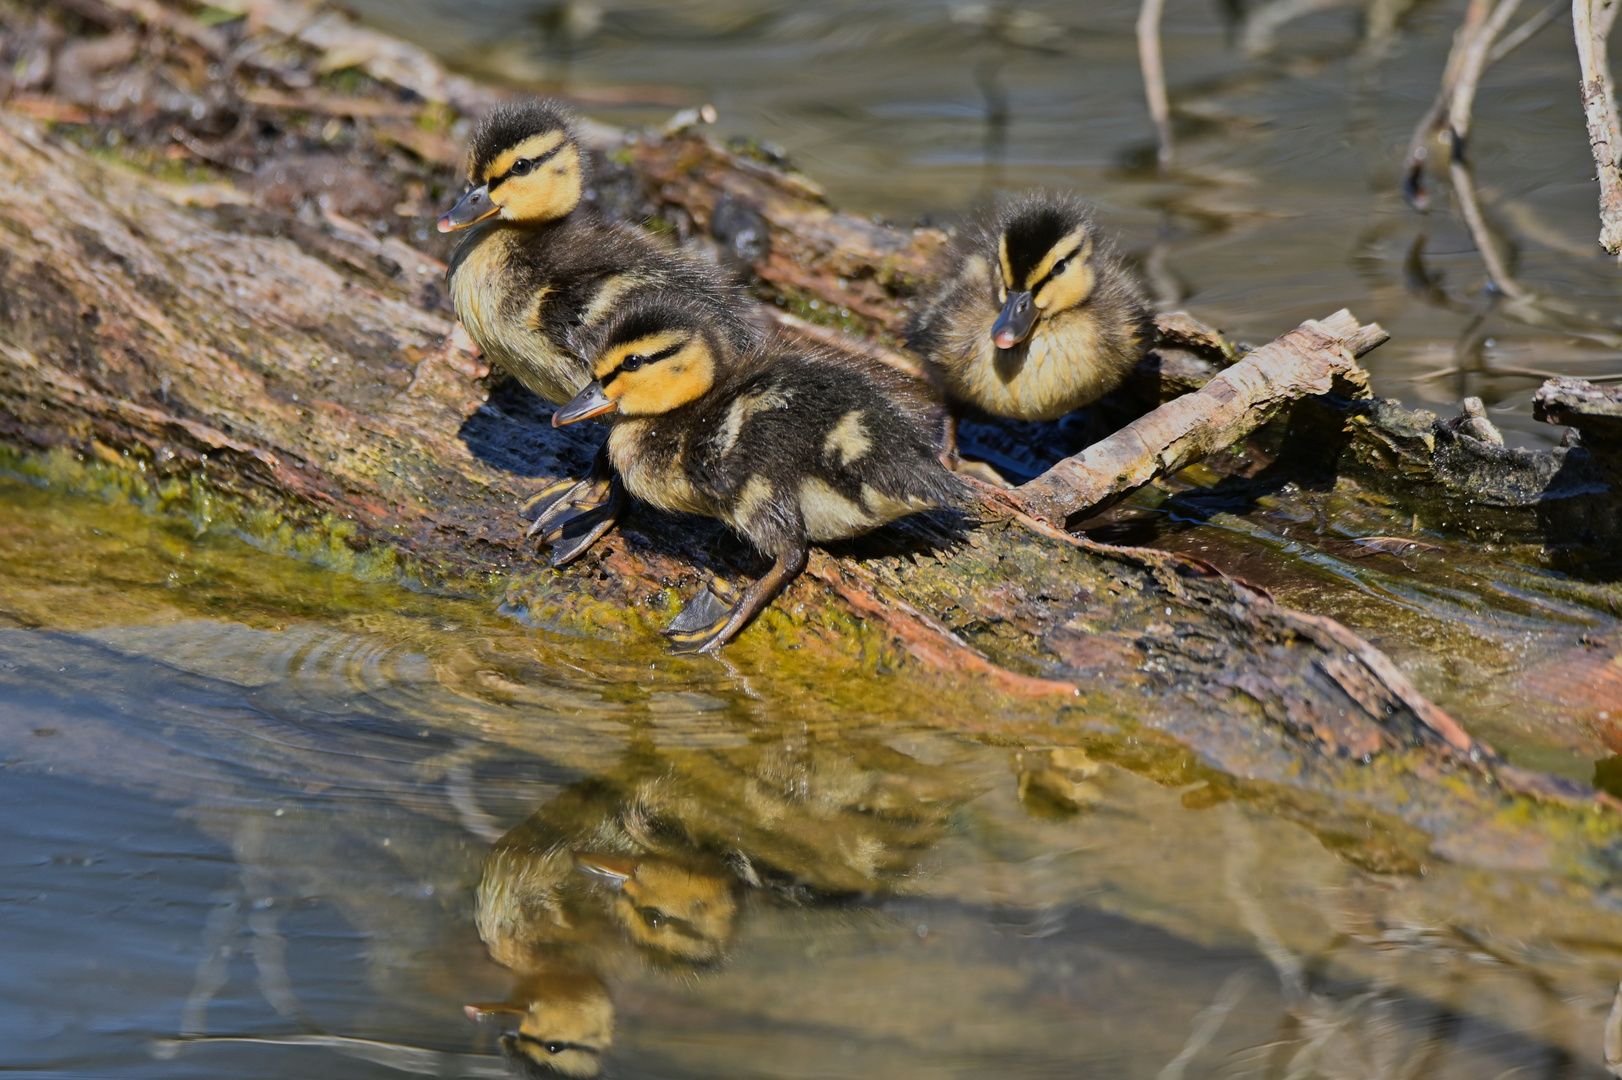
[
  {"x1": 1137, "y1": 0, "x2": 1174, "y2": 168},
  {"x1": 1574, "y1": 0, "x2": 1622, "y2": 255},
  {"x1": 1012, "y1": 310, "x2": 1387, "y2": 527}
]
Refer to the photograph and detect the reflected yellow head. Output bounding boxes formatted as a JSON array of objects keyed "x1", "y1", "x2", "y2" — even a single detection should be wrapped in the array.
[{"x1": 609, "y1": 858, "x2": 737, "y2": 963}]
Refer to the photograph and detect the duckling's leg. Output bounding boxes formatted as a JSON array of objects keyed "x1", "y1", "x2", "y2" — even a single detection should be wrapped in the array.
[
  {"x1": 664, "y1": 545, "x2": 809, "y2": 655},
  {"x1": 937, "y1": 412, "x2": 1012, "y2": 489}
]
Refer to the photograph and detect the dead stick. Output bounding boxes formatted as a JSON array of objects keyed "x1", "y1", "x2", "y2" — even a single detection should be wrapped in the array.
[
  {"x1": 1574, "y1": 0, "x2": 1622, "y2": 255},
  {"x1": 1403, "y1": 0, "x2": 1493, "y2": 208},
  {"x1": 1011, "y1": 309, "x2": 1387, "y2": 528},
  {"x1": 1137, "y1": 0, "x2": 1173, "y2": 169}
]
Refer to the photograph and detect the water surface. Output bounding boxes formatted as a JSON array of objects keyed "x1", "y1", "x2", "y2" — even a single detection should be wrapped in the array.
[{"x1": 4, "y1": 478, "x2": 1621, "y2": 1078}]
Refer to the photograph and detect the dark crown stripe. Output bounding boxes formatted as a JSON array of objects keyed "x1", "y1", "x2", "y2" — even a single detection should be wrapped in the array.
[{"x1": 486, "y1": 141, "x2": 567, "y2": 191}]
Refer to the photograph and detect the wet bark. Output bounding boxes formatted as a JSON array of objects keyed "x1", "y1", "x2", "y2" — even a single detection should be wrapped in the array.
[{"x1": 0, "y1": 0, "x2": 1617, "y2": 871}]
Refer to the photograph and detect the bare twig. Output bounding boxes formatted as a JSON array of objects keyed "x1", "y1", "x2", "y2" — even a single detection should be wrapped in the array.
[
  {"x1": 1402, "y1": 0, "x2": 1493, "y2": 208},
  {"x1": 1574, "y1": 0, "x2": 1622, "y2": 255},
  {"x1": 1137, "y1": 0, "x2": 1173, "y2": 168},
  {"x1": 1446, "y1": 0, "x2": 1526, "y2": 144},
  {"x1": 1486, "y1": 0, "x2": 1565, "y2": 62},
  {"x1": 1239, "y1": 0, "x2": 1352, "y2": 57},
  {"x1": 1449, "y1": 156, "x2": 1528, "y2": 296},
  {"x1": 1012, "y1": 309, "x2": 1387, "y2": 527}
]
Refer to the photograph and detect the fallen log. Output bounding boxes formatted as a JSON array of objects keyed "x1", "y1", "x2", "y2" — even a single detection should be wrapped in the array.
[{"x1": 1, "y1": 0, "x2": 1619, "y2": 875}]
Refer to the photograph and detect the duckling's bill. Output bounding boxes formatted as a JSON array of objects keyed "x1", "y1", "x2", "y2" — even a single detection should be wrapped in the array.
[
  {"x1": 553, "y1": 382, "x2": 615, "y2": 426},
  {"x1": 438, "y1": 183, "x2": 499, "y2": 232},
  {"x1": 992, "y1": 289, "x2": 1037, "y2": 349}
]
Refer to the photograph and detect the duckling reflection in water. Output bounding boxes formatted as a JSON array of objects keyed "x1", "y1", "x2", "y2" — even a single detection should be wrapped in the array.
[
  {"x1": 575, "y1": 852, "x2": 738, "y2": 966},
  {"x1": 907, "y1": 191, "x2": 1154, "y2": 480},
  {"x1": 553, "y1": 291, "x2": 967, "y2": 654},
  {"x1": 467, "y1": 966, "x2": 613, "y2": 1078},
  {"x1": 437, "y1": 99, "x2": 752, "y2": 564}
]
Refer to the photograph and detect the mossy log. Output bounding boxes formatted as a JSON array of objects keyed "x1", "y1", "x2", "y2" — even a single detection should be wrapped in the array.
[{"x1": 1, "y1": 0, "x2": 1619, "y2": 880}]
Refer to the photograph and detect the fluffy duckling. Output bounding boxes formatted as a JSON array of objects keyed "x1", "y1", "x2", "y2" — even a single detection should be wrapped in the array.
[
  {"x1": 553, "y1": 292, "x2": 966, "y2": 654},
  {"x1": 907, "y1": 192, "x2": 1153, "y2": 469},
  {"x1": 438, "y1": 99, "x2": 750, "y2": 563}
]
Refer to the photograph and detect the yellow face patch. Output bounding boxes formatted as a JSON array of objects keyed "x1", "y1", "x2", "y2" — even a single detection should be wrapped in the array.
[
  {"x1": 483, "y1": 132, "x2": 565, "y2": 184},
  {"x1": 1032, "y1": 231, "x2": 1095, "y2": 315},
  {"x1": 484, "y1": 132, "x2": 582, "y2": 224},
  {"x1": 996, "y1": 234, "x2": 1014, "y2": 301},
  {"x1": 598, "y1": 333, "x2": 716, "y2": 416}
]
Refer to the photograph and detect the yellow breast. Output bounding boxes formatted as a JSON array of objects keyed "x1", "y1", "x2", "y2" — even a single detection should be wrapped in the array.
[
  {"x1": 943, "y1": 309, "x2": 1128, "y2": 422},
  {"x1": 607, "y1": 422, "x2": 709, "y2": 517},
  {"x1": 449, "y1": 231, "x2": 586, "y2": 405}
]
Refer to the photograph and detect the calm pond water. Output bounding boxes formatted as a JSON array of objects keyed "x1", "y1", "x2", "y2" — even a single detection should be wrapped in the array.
[
  {"x1": 6, "y1": 2, "x2": 1622, "y2": 1077},
  {"x1": 5, "y1": 475, "x2": 1622, "y2": 1078}
]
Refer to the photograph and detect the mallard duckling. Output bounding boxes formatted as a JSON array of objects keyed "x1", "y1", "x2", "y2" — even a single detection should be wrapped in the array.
[
  {"x1": 906, "y1": 192, "x2": 1153, "y2": 470},
  {"x1": 437, "y1": 99, "x2": 750, "y2": 563},
  {"x1": 553, "y1": 292, "x2": 965, "y2": 654}
]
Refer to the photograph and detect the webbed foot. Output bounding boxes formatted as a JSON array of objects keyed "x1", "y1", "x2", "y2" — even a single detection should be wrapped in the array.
[
  {"x1": 939, "y1": 451, "x2": 1011, "y2": 489},
  {"x1": 663, "y1": 588, "x2": 736, "y2": 655},
  {"x1": 661, "y1": 549, "x2": 808, "y2": 655},
  {"x1": 523, "y1": 477, "x2": 626, "y2": 568}
]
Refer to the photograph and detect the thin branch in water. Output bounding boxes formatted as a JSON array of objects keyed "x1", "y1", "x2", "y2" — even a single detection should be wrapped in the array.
[
  {"x1": 1156, "y1": 969, "x2": 1255, "y2": 1080},
  {"x1": 1450, "y1": 153, "x2": 1528, "y2": 298},
  {"x1": 1485, "y1": 0, "x2": 1566, "y2": 63},
  {"x1": 1573, "y1": 0, "x2": 1622, "y2": 255},
  {"x1": 1402, "y1": 0, "x2": 1493, "y2": 208},
  {"x1": 1446, "y1": 0, "x2": 1527, "y2": 145},
  {"x1": 1138, "y1": 0, "x2": 1173, "y2": 169},
  {"x1": 1239, "y1": 0, "x2": 1353, "y2": 57}
]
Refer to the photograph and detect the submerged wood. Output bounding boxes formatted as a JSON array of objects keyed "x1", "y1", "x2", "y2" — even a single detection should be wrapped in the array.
[{"x1": 0, "y1": 0, "x2": 1617, "y2": 867}]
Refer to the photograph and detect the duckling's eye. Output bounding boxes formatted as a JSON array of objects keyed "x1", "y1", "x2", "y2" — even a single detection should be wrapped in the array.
[
  {"x1": 1051, "y1": 256, "x2": 1070, "y2": 275},
  {"x1": 509, "y1": 158, "x2": 533, "y2": 177},
  {"x1": 620, "y1": 354, "x2": 647, "y2": 373},
  {"x1": 543, "y1": 1042, "x2": 566, "y2": 1055},
  {"x1": 641, "y1": 907, "x2": 664, "y2": 929}
]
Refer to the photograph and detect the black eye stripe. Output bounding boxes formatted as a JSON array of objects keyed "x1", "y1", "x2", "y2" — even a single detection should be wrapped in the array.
[
  {"x1": 486, "y1": 141, "x2": 567, "y2": 189},
  {"x1": 603, "y1": 340, "x2": 686, "y2": 383},
  {"x1": 1030, "y1": 247, "x2": 1082, "y2": 290},
  {"x1": 515, "y1": 1033, "x2": 601, "y2": 1056}
]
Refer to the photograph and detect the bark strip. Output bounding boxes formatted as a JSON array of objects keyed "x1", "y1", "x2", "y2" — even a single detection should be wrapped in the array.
[{"x1": 1012, "y1": 310, "x2": 1389, "y2": 527}]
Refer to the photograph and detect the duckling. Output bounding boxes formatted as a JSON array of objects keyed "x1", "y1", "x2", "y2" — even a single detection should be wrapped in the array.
[
  {"x1": 906, "y1": 191, "x2": 1154, "y2": 473},
  {"x1": 553, "y1": 292, "x2": 966, "y2": 654},
  {"x1": 437, "y1": 99, "x2": 751, "y2": 564}
]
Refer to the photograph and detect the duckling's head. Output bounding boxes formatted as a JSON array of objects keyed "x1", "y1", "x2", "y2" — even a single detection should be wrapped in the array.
[
  {"x1": 552, "y1": 295, "x2": 727, "y2": 426},
  {"x1": 438, "y1": 99, "x2": 586, "y2": 232},
  {"x1": 987, "y1": 194, "x2": 1101, "y2": 349},
  {"x1": 575, "y1": 851, "x2": 738, "y2": 965},
  {"x1": 469, "y1": 966, "x2": 614, "y2": 1078}
]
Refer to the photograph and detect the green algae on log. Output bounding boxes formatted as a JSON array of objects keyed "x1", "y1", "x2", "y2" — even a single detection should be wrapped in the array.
[{"x1": 0, "y1": 15, "x2": 1619, "y2": 879}]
